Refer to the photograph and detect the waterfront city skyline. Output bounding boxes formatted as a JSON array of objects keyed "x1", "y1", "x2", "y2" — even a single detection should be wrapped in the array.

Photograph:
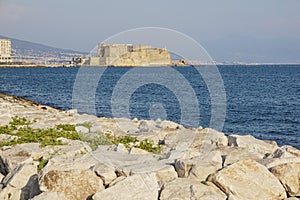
[{"x1": 0, "y1": 0, "x2": 300, "y2": 63}]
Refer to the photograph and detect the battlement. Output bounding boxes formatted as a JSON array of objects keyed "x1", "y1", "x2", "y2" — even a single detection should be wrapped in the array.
[{"x1": 90, "y1": 43, "x2": 171, "y2": 66}]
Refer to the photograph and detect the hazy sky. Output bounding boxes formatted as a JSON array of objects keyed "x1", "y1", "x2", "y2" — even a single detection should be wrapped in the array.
[{"x1": 1, "y1": 0, "x2": 299, "y2": 62}]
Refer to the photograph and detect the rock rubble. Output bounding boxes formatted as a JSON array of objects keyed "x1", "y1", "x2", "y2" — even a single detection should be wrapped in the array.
[{"x1": 0, "y1": 93, "x2": 299, "y2": 200}]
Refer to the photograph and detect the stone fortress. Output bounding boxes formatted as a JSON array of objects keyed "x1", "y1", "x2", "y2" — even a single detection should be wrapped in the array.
[{"x1": 90, "y1": 43, "x2": 172, "y2": 66}]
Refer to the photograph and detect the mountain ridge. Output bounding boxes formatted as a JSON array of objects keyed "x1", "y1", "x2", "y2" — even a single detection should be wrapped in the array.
[{"x1": 0, "y1": 35, "x2": 87, "y2": 62}]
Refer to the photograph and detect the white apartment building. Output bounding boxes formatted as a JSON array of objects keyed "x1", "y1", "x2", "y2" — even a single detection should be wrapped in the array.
[{"x1": 0, "y1": 39, "x2": 13, "y2": 63}]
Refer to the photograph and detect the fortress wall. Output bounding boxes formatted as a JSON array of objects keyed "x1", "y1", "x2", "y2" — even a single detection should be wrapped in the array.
[
  {"x1": 111, "y1": 48, "x2": 171, "y2": 66},
  {"x1": 95, "y1": 43, "x2": 171, "y2": 66}
]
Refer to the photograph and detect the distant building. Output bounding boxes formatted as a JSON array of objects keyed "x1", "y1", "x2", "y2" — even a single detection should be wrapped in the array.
[
  {"x1": 0, "y1": 39, "x2": 13, "y2": 63},
  {"x1": 90, "y1": 43, "x2": 171, "y2": 66}
]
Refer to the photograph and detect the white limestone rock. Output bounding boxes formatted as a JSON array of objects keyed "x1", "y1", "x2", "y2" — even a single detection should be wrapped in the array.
[
  {"x1": 129, "y1": 147, "x2": 150, "y2": 155},
  {"x1": 154, "y1": 165, "x2": 177, "y2": 188},
  {"x1": 160, "y1": 178, "x2": 226, "y2": 200},
  {"x1": 258, "y1": 157, "x2": 300, "y2": 169},
  {"x1": 40, "y1": 169, "x2": 104, "y2": 200},
  {"x1": 269, "y1": 162, "x2": 300, "y2": 197},
  {"x1": 228, "y1": 134, "x2": 278, "y2": 156},
  {"x1": 2, "y1": 163, "x2": 37, "y2": 189},
  {"x1": 112, "y1": 143, "x2": 128, "y2": 154},
  {"x1": 138, "y1": 120, "x2": 150, "y2": 132},
  {"x1": 93, "y1": 173, "x2": 158, "y2": 200},
  {"x1": 220, "y1": 146, "x2": 263, "y2": 166},
  {"x1": 175, "y1": 150, "x2": 222, "y2": 180},
  {"x1": 0, "y1": 185, "x2": 22, "y2": 200},
  {"x1": 159, "y1": 120, "x2": 183, "y2": 130},
  {"x1": 208, "y1": 159, "x2": 287, "y2": 200},
  {"x1": 92, "y1": 162, "x2": 117, "y2": 185},
  {"x1": 108, "y1": 176, "x2": 126, "y2": 187},
  {"x1": 0, "y1": 134, "x2": 19, "y2": 142},
  {"x1": 189, "y1": 150, "x2": 223, "y2": 180},
  {"x1": 90, "y1": 125, "x2": 102, "y2": 133},
  {"x1": 30, "y1": 192, "x2": 67, "y2": 200},
  {"x1": 268, "y1": 145, "x2": 300, "y2": 158},
  {"x1": 0, "y1": 143, "x2": 41, "y2": 175},
  {"x1": 1, "y1": 163, "x2": 40, "y2": 199},
  {"x1": 75, "y1": 125, "x2": 89, "y2": 134}
]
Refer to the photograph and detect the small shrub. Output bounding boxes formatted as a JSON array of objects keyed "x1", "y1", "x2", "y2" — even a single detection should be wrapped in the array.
[
  {"x1": 201, "y1": 180, "x2": 208, "y2": 185},
  {"x1": 113, "y1": 135, "x2": 138, "y2": 148},
  {"x1": 76, "y1": 122, "x2": 92, "y2": 132},
  {"x1": 80, "y1": 132, "x2": 113, "y2": 150},
  {"x1": 0, "y1": 117, "x2": 80, "y2": 148},
  {"x1": 9, "y1": 116, "x2": 33, "y2": 129},
  {"x1": 56, "y1": 124, "x2": 76, "y2": 132},
  {"x1": 136, "y1": 139, "x2": 161, "y2": 153},
  {"x1": 34, "y1": 157, "x2": 49, "y2": 172}
]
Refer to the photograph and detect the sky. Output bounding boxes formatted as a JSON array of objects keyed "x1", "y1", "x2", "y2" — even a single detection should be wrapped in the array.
[{"x1": 0, "y1": 0, "x2": 300, "y2": 62}]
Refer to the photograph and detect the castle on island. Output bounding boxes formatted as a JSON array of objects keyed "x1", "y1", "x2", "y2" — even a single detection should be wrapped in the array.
[{"x1": 89, "y1": 43, "x2": 172, "y2": 66}]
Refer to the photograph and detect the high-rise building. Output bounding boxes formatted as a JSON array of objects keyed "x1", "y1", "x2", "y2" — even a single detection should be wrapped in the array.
[{"x1": 0, "y1": 39, "x2": 13, "y2": 63}]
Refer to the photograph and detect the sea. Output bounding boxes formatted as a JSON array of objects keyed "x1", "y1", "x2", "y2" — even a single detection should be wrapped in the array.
[{"x1": 0, "y1": 65, "x2": 299, "y2": 149}]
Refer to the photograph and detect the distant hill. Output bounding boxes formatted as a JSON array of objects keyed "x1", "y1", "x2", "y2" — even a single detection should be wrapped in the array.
[{"x1": 0, "y1": 35, "x2": 87, "y2": 63}]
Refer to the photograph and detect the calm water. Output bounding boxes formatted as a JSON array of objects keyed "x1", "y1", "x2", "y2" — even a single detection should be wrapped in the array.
[{"x1": 0, "y1": 66, "x2": 299, "y2": 148}]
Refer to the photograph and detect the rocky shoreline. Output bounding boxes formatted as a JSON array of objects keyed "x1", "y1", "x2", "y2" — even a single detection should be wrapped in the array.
[{"x1": 0, "y1": 93, "x2": 299, "y2": 200}]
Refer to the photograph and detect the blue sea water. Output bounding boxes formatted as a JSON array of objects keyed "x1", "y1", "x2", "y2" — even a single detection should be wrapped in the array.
[{"x1": 0, "y1": 65, "x2": 299, "y2": 149}]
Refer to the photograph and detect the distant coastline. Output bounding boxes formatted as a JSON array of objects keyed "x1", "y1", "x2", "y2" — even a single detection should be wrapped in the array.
[{"x1": 0, "y1": 63, "x2": 300, "y2": 68}]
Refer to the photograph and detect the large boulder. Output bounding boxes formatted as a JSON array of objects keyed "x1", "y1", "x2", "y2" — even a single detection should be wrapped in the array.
[
  {"x1": 219, "y1": 146, "x2": 263, "y2": 166},
  {"x1": 92, "y1": 173, "x2": 158, "y2": 200},
  {"x1": 258, "y1": 157, "x2": 300, "y2": 169},
  {"x1": 268, "y1": 145, "x2": 300, "y2": 158},
  {"x1": 175, "y1": 150, "x2": 222, "y2": 180},
  {"x1": 207, "y1": 159, "x2": 287, "y2": 200},
  {"x1": 30, "y1": 192, "x2": 67, "y2": 200},
  {"x1": 39, "y1": 169, "x2": 104, "y2": 200},
  {"x1": 0, "y1": 185, "x2": 22, "y2": 200},
  {"x1": 160, "y1": 178, "x2": 226, "y2": 200},
  {"x1": 163, "y1": 128, "x2": 226, "y2": 161},
  {"x1": 0, "y1": 141, "x2": 91, "y2": 176},
  {"x1": 0, "y1": 143, "x2": 41, "y2": 175},
  {"x1": 269, "y1": 162, "x2": 300, "y2": 197},
  {"x1": 129, "y1": 147, "x2": 150, "y2": 155},
  {"x1": 92, "y1": 162, "x2": 117, "y2": 186},
  {"x1": 114, "y1": 159, "x2": 177, "y2": 188},
  {"x1": 189, "y1": 150, "x2": 223, "y2": 180},
  {"x1": 228, "y1": 134, "x2": 278, "y2": 156},
  {"x1": 1, "y1": 163, "x2": 40, "y2": 199},
  {"x1": 154, "y1": 165, "x2": 177, "y2": 188}
]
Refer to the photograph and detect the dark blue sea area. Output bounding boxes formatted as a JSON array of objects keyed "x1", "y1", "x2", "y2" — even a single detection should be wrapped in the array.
[{"x1": 0, "y1": 65, "x2": 299, "y2": 149}]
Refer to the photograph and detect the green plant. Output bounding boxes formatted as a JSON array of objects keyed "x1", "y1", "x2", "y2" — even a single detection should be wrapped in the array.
[
  {"x1": 0, "y1": 117, "x2": 80, "y2": 148},
  {"x1": 135, "y1": 139, "x2": 161, "y2": 153},
  {"x1": 113, "y1": 135, "x2": 138, "y2": 148},
  {"x1": 56, "y1": 124, "x2": 76, "y2": 132},
  {"x1": 201, "y1": 180, "x2": 208, "y2": 185},
  {"x1": 34, "y1": 157, "x2": 49, "y2": 172},
  {"x1": 0, "y1": 125, "x2": 13, "y2": 134},
  {"x1": 9, "y1": 116, "x2": 33, "y2": 129},
  {"x1": 80, "y1": 132, "x2": 113, "y2": 150},
  {"x1": 76, "y1": 122, "x2": 92, "y2": 132},
  {"x1": 0, "y1": 117, "x2": 163, "y2": 154}
]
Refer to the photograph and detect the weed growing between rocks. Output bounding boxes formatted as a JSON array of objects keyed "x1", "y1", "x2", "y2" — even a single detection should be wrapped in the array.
[
  {"x1": 34, "y1": 157, "x2": 49, "y2": 172},
  {"x1": 0, "y1": 116, "x2": 80, "y2": 147},
  {"x1": 80, "y1": 133, "x2": 162, "y2": 153},
  {"x1": 80, "y1": 132, "x2": 114, "y2": 150},
  {"x1": 0, "y1": 116, "x2": 162, "y2": 153}
]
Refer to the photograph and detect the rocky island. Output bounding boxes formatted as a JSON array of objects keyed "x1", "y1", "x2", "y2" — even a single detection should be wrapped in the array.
[{"x1": 0, "y1": 93, "x2": 299, "y2": 200}]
